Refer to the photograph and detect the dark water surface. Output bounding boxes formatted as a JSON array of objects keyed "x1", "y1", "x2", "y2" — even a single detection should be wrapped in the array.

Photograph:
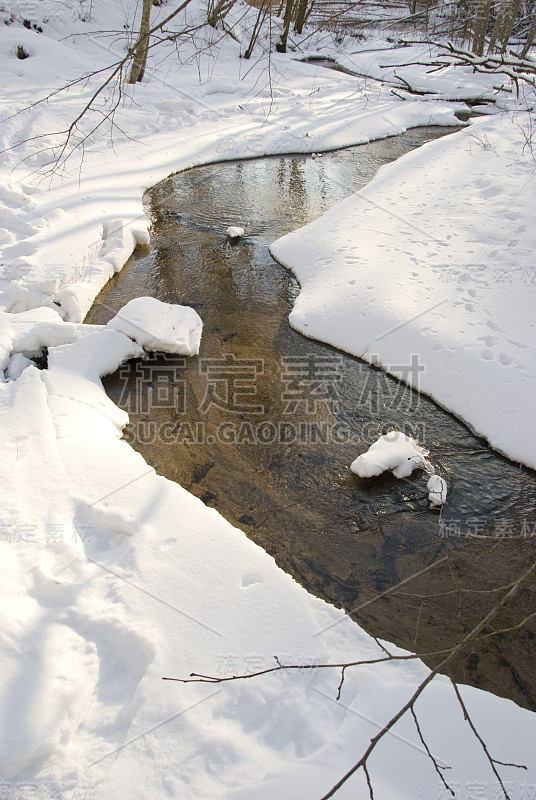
[{"x1": 86, "y1": 129, "x2": 536, "y2": 710}]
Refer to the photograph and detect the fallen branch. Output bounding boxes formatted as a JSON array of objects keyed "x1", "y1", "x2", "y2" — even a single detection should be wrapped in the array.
[{"x1": 384, "y1": 39, "x2": 536, "y2": 96}]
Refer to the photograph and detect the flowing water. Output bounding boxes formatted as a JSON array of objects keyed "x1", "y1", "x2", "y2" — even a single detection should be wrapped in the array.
[{"x1": 86, "y1": 128, "x2": 536, "y2": 710}]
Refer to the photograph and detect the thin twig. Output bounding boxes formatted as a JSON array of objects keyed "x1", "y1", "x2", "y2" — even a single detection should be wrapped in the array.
[
  {"x1": 410, "y1": 707, "x2": 454, "y2": 796},
  {"x1": 363, "y1": 763, "x2": 375, "y2": 800},
  {"x1": 319, "y1": 557, "x2": 536, "y2": 799},
  {"x1": 336, "y1": 665, "x2": 347, "y2": 700},
  {"x1": 163, "y1": 651, "x2": 438, "y2": 683},
  {"x1": 450, "y1": 678, "x2": 527, "y2": 800}
]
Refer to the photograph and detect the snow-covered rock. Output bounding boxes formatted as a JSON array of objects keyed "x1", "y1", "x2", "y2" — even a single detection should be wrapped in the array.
[
  {"x1": 350, "y1": 431, "x2": 429, "y2": 479},
  {"x1": 107, "y1": 297, "x2": 203, "y2": 356}
]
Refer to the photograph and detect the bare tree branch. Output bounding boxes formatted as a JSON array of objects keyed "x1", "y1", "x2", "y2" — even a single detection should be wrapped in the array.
[
  {"x1": 450, "y1": 678, "x2": 527, "y2": 800},
  {"x1": 1, "y1": 3, "x2": 227, "y2": 179},
  {"x1": 410, "y1": 706, "x2": 454, "y2": 796},
  {"x1": 165, "y1": 557, "x2": 536, "y2": 799},
  {"x1": 319, "y1": 556, "x2": 536, "y2": 798},
  {"x1": 162, "y1": 651, "x2": 439, "y2": 684},
  {"x1": 386, "y1": 39, "x2": 536, "y2": 96},
  {"x1": 363, "y1": 763, "x2": 375, "y2": 800}
]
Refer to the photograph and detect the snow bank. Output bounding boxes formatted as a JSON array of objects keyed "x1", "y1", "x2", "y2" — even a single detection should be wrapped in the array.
[
  {"x1": 330, "y1": 40, "x2": 505, "y2": 103},
  {"x1": 57, "y1": 219, "x2": 151, "y2": 323},
  {"x1": 0, "y1": 306, "x2": 95, "y2": 375},
  {"x1": 271, "y1": 114, "x2": 536, "y2": 468},
  {"x1": 45, "y1": 327, "x2": 144, "y2": 439}
]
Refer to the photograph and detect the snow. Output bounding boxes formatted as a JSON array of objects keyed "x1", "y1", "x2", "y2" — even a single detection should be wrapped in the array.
[
  {"x1": 427, "y1": 474, "x2": 448, "y2": 508},
  {"x1": 0, "y1": 0, "x2": 535, "y2": 798},
  {"x1": 226, "y1": 226, "x2": 245, "y2": 239},
  {"x1": 350, "y1": 430, "x2": 430, "y2": 479},
  {"x1": 107, "y1": 297, "x2": 203, "y2": 356},
  {"x1": 0, "y1": 6, "x2": 462, "y2": 323},
  {"x1": 5, "y1": 351, "x2": 34, "y2": 380},
  {"x1": 271, "y1": 114, "x2": 536, "y2": 468},
  {"x1": 328, "y1": 40, "x2": 509, "y2": 102},
  {"x1": 44, "y1": 327, "x2": 144, "y2": 440}
]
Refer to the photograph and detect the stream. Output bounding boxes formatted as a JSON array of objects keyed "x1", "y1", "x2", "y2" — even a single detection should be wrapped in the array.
[{"x1": 86, "y1": 127, "x2": 536, "y2": 711}]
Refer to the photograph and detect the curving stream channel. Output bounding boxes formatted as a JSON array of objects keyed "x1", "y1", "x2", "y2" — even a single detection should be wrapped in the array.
[{"x1": 86, "y1": 128, "x2": 536, "y2": 711}]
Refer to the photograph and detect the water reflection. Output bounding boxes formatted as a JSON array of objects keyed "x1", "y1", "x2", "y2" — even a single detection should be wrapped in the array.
[{"x1": 86, "y1": 130, "x2": 536, "y2": 711}]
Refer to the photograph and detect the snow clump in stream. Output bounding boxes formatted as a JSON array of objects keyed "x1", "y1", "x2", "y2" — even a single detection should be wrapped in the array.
[
  {"x1": 351, "y1": 431, "x2": 448, "y2": 507},
  {"x1": 226, "y1": 225, "x2": 245, "y2": 238},
  {"x1": 427, "y1": 474, "x2": 448, "y2": 508},
  {"x1": 350, "y1": 431, "x2": 430, "y2": 479}
]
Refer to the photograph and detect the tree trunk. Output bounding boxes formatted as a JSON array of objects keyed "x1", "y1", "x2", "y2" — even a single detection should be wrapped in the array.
[
  {"x1": 244, "y1": 0, "x2": 267, "y2": 58},
  {"x1": 472, "y1": 0, "x2": 492, "y2": 55},
  {"x1": 498, "y1": 0, "x2": 522, "y2": 52},
  {"x1": 294, "y1": 0, "x2": 310, "y2": 34},
  {"x1": 521, "y1": 11, "x2": 536, "y2": 56},
  {"x1": 487, "y1": 0, "x2": 509, "y2": 52},
  {"x1": 276, "y1": 0, "x2": 296, "y2": 53},
  {"x1": 207, "y1": 0, "x2": 236, "y2": 27},
  {"x1": 128, "y1": 0, "x2": 152, "y2": 83}
]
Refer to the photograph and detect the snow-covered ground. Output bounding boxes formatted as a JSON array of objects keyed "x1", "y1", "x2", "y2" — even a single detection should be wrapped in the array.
[
  {"x1": 271, "y1": 110, "x2": 536, "y2": 467},
  {"x1": 1, "y1": 1, "x2": 536, "y2": 797}
]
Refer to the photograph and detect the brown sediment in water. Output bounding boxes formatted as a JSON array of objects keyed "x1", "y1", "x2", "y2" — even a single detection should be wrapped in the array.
[{"x1": 86, "y1": 129, "x2": 536, "y2": 711}]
